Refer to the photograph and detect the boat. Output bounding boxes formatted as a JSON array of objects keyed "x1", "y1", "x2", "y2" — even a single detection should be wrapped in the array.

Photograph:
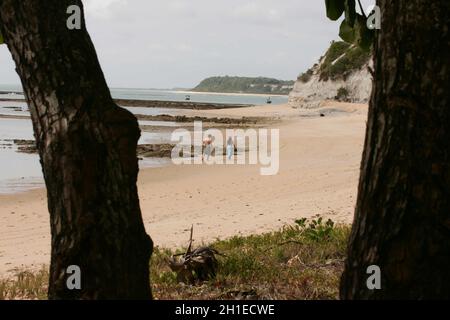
[
  {"x1": 185, "y1": 95, "x2": 191, "y2": 101},
  {"x1": 266, "y1": 97, "x2": 272, "y2": 104}
]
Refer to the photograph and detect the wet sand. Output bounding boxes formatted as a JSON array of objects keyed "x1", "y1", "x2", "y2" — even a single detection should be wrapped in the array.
[{"x1": 0, "y1": 101, "x2": 367, "y2": 276}]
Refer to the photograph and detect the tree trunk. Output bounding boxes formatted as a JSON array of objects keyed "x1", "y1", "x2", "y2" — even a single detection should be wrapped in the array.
[
  {"x1": 0, "y1": 0, "x2": 153, "y2": 299},
  {"x1": 341, "y1": 0, "x2": 450, "y2": 299}
]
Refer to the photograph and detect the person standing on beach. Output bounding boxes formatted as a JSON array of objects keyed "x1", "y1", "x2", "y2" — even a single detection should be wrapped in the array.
[
  {"x1": 203, "y1": 134, "x2": 213, "y2": 161},
  {"x1": 226, "y1": 136, "x2": 234, "y2": 160}
]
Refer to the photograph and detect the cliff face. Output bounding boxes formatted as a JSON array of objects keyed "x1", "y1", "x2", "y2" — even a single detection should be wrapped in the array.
[{"x1": 289, "y1": 42, "x2": 373, "y2": 108}]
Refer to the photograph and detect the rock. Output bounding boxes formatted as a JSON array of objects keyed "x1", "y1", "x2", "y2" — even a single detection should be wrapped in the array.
[
  {"x1": 289, "y1": 42, "x2": 373, "y2": 109},
  {"x1": 13, "y1": 139, "x2": 38, "y2": 154},
  {"x1": 137, "y1": 144, "x2": 176, "y2": 158}
]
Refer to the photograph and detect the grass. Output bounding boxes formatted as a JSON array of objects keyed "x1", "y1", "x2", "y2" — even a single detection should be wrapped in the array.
[
  {"x1": 0, "y1": 268, "x2": 48, "y2": 300},
  {"x1": 0, "y1": 218, "x2": 351, "y2": 300},
  {"x1": 319, "y1": 41, "x2": 371, "y2": 81},
  {"x1": 153, "y1": 217, "x2": 350, "y2": 300},
  {"x1": 297, "y1": 67, "x2": 314, "y2": 83}
]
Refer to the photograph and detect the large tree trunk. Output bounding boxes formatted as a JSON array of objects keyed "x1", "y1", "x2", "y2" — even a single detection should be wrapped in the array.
[
  {"x1": 0, "y1": 0, "x2": 153, "y2": 299},
  {"x1": 341, "y1": 0, "x2": 450, "y2": 299}
]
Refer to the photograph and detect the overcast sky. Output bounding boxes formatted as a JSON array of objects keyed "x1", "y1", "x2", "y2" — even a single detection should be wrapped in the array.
[{"x1": 0, "y1": 0, "x2": 373, "y2": 89}]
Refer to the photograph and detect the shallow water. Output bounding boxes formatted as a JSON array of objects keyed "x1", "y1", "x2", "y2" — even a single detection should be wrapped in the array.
[
  {"x1": 111, "y1": 88, "x2": 288, "y2": 105},
  {"x1": 124, "y1": 106, "x2": 178, "y2": 116},
  {"x1": 0, "y1": 86, "x2": 285, "y2": 194},
  {"x1": 0, "y1": 101, "x2": 29, "y2": 116},
  {"x1": 0, "y1": 117, "x2": 35, "y2": 140},
  {"x1": 0, "y1": 86, "x2": 289, "y2": 106},
  {"x1": 138, "y1": 120, "x2": 180, "y2": 127},
  {"x1": 0, "y1": 118, "x2": 43, "y2": 193},
  {"x1": 0, "y1": 116, "x2": 173, "y2": 194}
]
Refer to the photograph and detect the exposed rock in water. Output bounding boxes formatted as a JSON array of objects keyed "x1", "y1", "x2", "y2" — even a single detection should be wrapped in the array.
[
  {"x1": 137, "y1": 144, "x2": 177, "y2": 158},
  {"x1": 13, "y1": 139, "x2": 37, "y2": 154},
  {"x1": 12, "y1": 140, "x2": 176, "y2": 158},
  {"x1": 115, "y1": 99, "x2": 252, "y2": 110},
  {"x1": 136, "y1": 114, "x2": 267, "y2": 125},
  {"x1": 137, "y1": 144, "x2": 246, "y2": 159}
]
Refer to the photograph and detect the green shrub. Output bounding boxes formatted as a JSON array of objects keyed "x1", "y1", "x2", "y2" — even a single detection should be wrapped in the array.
[
  {"x1": 295, "y1": 217, "x2": 336, "y2": 242},
  {"x1": 336, "y1": 87, "x2": 350, "y2": 101},
  {"x1": 319, "y1": 41, "x2": 370, "y2": 81},
  {"x1": 298, "y1": 68, "x2": 314, "y2": 83}
]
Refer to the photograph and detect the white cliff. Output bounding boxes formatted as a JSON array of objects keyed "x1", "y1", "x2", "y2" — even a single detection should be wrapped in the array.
[{"x1": 289, "y1": 42, "x2": 373, "y2": 109}]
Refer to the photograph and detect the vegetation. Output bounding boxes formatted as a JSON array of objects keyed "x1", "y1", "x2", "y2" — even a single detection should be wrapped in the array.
[
  {"x1": 325, "y1": 0, "x2": 376, "y2": 51},
  {"x1": 1, "y1": 219, "x2": 351, "y2": 300},
  {"x1": 0, "y1": 268, "x2": 48, "y2": 300},
  {"x1": 298, "y1": 67, "x2": 314, "y2": 83},
  {"x1": 336, "y1": 87, "x2": 350, "y2": 102},
  {"x1": 193, "y1": 76, "x2": 294, "y2": 95},
  {"x1": 319, "y1": 41, "x2": 370, "y2": 81}
]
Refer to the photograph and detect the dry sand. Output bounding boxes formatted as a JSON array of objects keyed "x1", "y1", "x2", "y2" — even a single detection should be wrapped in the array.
[{"x1": 0, "y1": 101, "x2": 368, "y2": 276}]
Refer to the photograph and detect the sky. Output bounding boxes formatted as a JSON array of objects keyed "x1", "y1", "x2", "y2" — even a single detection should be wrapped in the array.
[{"x1": 0, "y1": 0, "x2": 373, "y2": 89}]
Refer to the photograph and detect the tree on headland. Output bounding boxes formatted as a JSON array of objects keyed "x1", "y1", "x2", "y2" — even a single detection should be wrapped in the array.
[
  {"x1": 327, "y1": 0, "x2": 450, "y2": 298},
  {"x1": 0, "y1": 0, "x2": 153, "y2": 299}
]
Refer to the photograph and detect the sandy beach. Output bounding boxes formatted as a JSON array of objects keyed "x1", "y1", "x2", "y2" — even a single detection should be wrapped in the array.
[{"x1": 0, "y1": 101, "x2": 367, "y2": 277}]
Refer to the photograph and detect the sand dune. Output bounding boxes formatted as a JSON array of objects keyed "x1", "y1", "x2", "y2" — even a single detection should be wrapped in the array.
[{"x1": 0, "y1": 102, "x2": 367, "y2": 277}]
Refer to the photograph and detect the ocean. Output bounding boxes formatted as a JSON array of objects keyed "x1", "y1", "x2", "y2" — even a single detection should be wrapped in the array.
[
  {"x1": 0, "y1": 85, "x2": 288, "y2": 106},
  {"x1": 0, "y1": 85, "x2": 288, "y2": 194}
]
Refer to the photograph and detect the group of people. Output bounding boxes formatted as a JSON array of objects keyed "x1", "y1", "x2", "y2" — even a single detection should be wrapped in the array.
[{"x1": 202, "y1": 135, "x2": 235, "y2": 161}]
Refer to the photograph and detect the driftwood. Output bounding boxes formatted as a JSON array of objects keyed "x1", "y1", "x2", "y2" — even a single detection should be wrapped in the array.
[{"x1": 167, "y1": 226, "x2": 221, "y2": 284}]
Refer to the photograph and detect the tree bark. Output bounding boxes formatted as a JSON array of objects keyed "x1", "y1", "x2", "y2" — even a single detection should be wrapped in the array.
[
  {"x1": 0, "y1": 0, "x2": 153, "y2": 299},
  {"x1": 341, "y1": 0, "x2": 450, "y2": 299}
]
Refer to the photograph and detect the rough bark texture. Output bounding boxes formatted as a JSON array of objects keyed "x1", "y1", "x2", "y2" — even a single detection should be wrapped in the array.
[
  {"x1": 0, "y1": 0, "x2": 153, "y2": 299},
  {"x1": 341, "y1": 0, "x2": 450, "y2": 299}
]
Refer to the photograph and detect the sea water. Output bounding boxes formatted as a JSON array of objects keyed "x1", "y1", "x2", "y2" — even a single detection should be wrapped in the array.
[
  {"x1": 0, "y1": 86, "x2": 288, "y2": 193},
  {"x1": 0, "y1": 85, "x2": 288, "y2": 106}
]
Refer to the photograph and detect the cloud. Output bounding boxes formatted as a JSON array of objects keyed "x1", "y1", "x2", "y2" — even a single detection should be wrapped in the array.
[
  {"x1": 232, "y1": 2, "x2": 282, "y2": 25},
  {"x1": 83, "y1": 0, "x2": 128, "y2": 19},
  {"x1": 0, "y1": 1, "x2": 359, "y2": 88}
]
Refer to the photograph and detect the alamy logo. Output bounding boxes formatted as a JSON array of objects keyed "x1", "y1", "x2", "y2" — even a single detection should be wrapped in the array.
[
  {"x1": 67, "y1": 5, "x2": 81, "y2": 30},
  {"x1": 66, "y1": 265, "x2": 81, "y2": 290},
  {"x1": 171, "y1": 122, "x2": 280, "y2": 176},
  {"x1": 366, "y1": 5, "x2": 381, "y2": 30},
  {"x1": 366, "y1": 265, "x2": 381, "y2": 290}
]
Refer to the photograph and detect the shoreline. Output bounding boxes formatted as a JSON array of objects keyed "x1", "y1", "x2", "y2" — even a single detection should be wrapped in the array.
[
  {"x1": 1, "y1": 89, "x2": 289, "y2": 98},
  {"x1": 0, "y1": 98, "x2": 256, "y2": 110},
  {"x1": 0, "y1": 101, "x2": 368, "y2": 277},
  {"x1": 176, "y1": 90, "x2": 289, "y2": 97}
]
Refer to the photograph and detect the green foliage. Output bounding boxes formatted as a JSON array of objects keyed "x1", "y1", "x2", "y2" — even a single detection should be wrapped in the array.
[
  {"x1": 152, "y1": 219, "x2": 350, "y2": 300},
  {"x1": 0, "y1": 31, "x2": 4, "y2": 45},
  {"x1": 336, "y1": 87, "x2": 350, "y2": 101},
  {"x1": 319, "y1": 41, "x2": 370, "y2": 81},
  {"x1": 193, "y1": 76, "x2": 294, "y2": 95},
  {"x1": 298, "y1": 68, "x2": 314, "y2": 83},
  {"x1": 339, "y1": 19, "x2": 356, "y2": 43},
  {"x1": 325, "y1": 0, "x2": 345, "y2": 20},
  {"x1": 324, "y1": 41, "x2": 352, "y2": 63},
  {"x1": 1, "y1": 220, "x2": 351, "y2": 300},
  {"x1": 295, "y1": 218, "x2": 336, "y2": 242},
  {"x1": 344, "y1": 0, "x2": 357, "y2": 26},
  {"x1": 325, "y1": 0, "x2": 375, "y2": 51}
]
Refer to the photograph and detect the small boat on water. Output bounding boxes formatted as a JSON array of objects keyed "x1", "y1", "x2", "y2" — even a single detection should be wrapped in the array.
[
  {"x1": 266, "y1": 97, "x2": 272, "y2": 104},
  {"x1": 185, "y1": 95, "x2": 191, "y2": 101}
]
